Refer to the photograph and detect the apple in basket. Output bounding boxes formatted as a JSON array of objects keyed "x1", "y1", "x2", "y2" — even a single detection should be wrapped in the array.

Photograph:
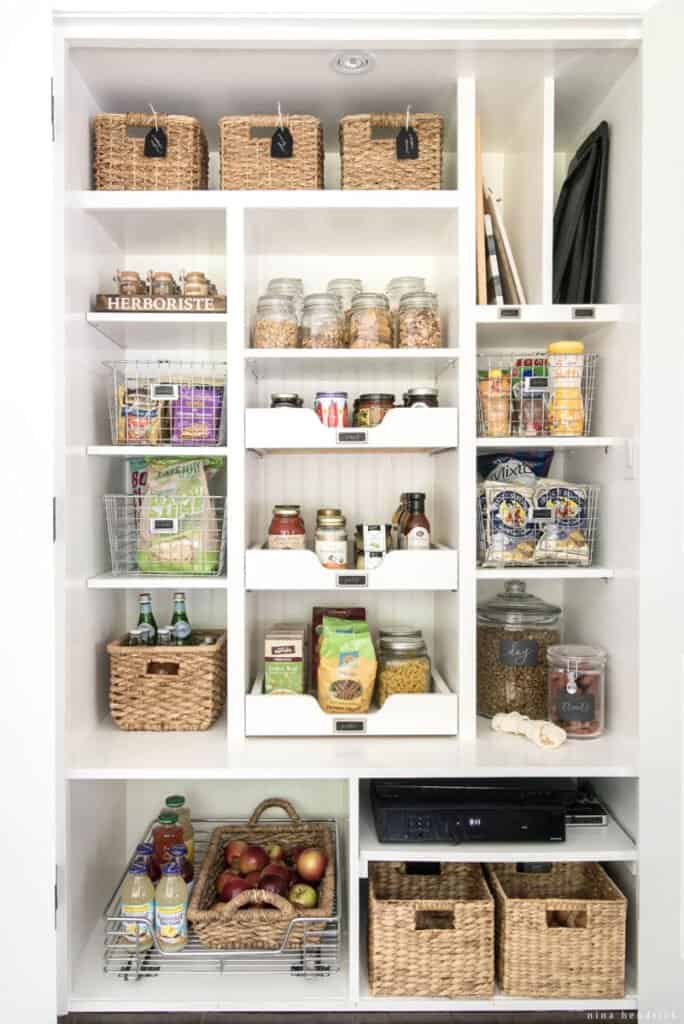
[
  {"x1": 224, "y1": 840, "x2": 247, "y2": 871},
  {"x1": 289, "y1": 883, "x2": 318, "y2": 910},
  {"x1": 259, "y1": 861, "x2": 290, "y2": 884},
  {"x1": 239, "y1": 845, "x2": 270, "y2": 875},
  {"x1": 243, "y1": 870, "x2": 262, "y2": 888},
  {"x1": 296, "y1": 847, "x2": 328, "y2": 884},
  {"x1": 217, "y1": 871, "x2": 251, "y2": 903},
  {"x1": 259, "y1": 874, "x2": 290, "y2": 898},
  {"x1": 266, "y1": 843, "x2": 284, "y2": 861}
]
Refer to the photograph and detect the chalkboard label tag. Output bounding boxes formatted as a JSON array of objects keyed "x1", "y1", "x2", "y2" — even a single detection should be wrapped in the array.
[
  {"x1": 144, "y1": 126, "x2": 167, "y2": 158},
  {"x1": 271, "y1": 125, "x2": 294, "y2": 158},
  {"x1": 396, "y1": 126, "x2": 419, "y2": 160}
]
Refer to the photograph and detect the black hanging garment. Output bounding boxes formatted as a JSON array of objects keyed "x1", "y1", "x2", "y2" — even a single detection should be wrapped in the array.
[{"x1": 553, "y1": 121, "x2": 610, "y2": 304}]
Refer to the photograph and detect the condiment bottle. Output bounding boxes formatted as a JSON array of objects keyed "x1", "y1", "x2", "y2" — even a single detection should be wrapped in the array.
[
  {"x1": 120, "y1": 859, "x2": 155, "y2": 950},
  {"x1": 267, "y1": 505, "x2": 306, "y2": 550},
  {"x1": 391, "y1": 494, "x2": 407, "y2": 550},
  {"x1": 547, "y1": 340, "x2": 585, "y2": 436},
  {"x1": 315, "y1": 510, "x2": 348, "y2": 569},
  {"x1": 401, "y1": 493, "x2": 431, "y2": 550},
  {"x1": 164, "y1": 794, "x2": 195, "y2": 864},
  {"x1": 152, "y1": 811, "x2": 183, "y2": 871},
  {"x1": 155, "y1": 861, "x2": 188, "y2": 953}
]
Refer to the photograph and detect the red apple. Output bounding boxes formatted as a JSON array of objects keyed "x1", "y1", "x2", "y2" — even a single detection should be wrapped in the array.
[
  {"x1": 296, "y1": 847, "x2": 328, "y2": 884},
  {"x1": 239, "y1": 845, "x2": 269, "y2": 875},
  {"x1": 260, "y1": 861, "x2": 290, "y2": 884},
  {"x1": 224, "y1": 839, "x2": 248, "y2": 871},
  {"x1": 243, "y1": 870, "x2": 262, "y2": 888},
  {"x1": 288, "y1": 845, "x2": 305, "y2": 865},
  {"x1": 217, "y1": 872, "x2": 251, "y2": 903},
  {"x1": 289, "y1": 882, "x2": 318, "y2": 910},
  {"x1": 259, "y1": 874, "x2": 289, "y2": 898},
  {"x1": 266, "y1": 843, "x2": 284, "y2": 861}
]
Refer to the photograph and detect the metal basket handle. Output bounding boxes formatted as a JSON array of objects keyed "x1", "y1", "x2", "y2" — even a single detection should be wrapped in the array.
[
  {"x1": 248, "y1": 797, "x2": 301, "y2": 826},
  {"x1": 215, "y1": 886, "x2": 297, "y2": 921}
]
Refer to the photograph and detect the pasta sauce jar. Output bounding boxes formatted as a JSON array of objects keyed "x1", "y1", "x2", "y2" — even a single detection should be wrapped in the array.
[
  {"x1": 353, "y1": 393, "x2": 395, "y2": 427},
  {"x1": 267, "y1": 505, "x2": 306, "y2": 550}
]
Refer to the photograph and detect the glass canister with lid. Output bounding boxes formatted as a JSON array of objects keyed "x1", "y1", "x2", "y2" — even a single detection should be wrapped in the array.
[
  {"x1": 353, "y1": 393, "x2": 395, "y2": 427},
  {"x1": 270, "y1": 392, "x2": 303, "y2": 409},
  {"x1": 267, "y1": 504, "x2": 306, "y2": 549},
  {"x1": 547, "y1": 643, "x2": 606, "y2": 738},
  {"x1": 327, "y1": 278, "x2": 363, "y2": 343},
  {"x1": 477, "y1": 580, "x2": 562, "y2": 719},
  {"x1": 386, "y1": 276, "x2": 427, "y2": 343},
  {"x1": 377, "y1": 635, "x2": 431, "y2": 706},
  {"x1": 301, "y1": 293, "x2": 345, "y2": 348},
  {"x1": 349, "y1": 292, "x2": 393, "y2": 348},
  {"x1": 253, "y1": 295, "x2": 299, "y2": 349},
  {"x1": 266, "y1": 277, "x2": 304, "y2": 323},
  {"x1": 404, "y1": 386, "x2": 439, "y2": 408},
  {"x1": 398, "y1": 290, "x2": 442, "y2": 348},
  {"x1": 314, "y1": 509, "x2": 348, "y2": 569}
]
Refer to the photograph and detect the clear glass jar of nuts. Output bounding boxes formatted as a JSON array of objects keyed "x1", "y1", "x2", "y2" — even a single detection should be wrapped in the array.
[
  {"x1": 377, "y1": 636, "x2": 431, "y2": 707},
  {"x1": 301, "y1": 294, "x2": 345, "y2": 349},
  {"x1": 349, "y1": 293, "x2": 393, "y2": 349},
  {"x1": 398, "y1": 290, "x2": 442, "y2": 348},
  {"x1": 253, "y1": 295, "x2": 299, "y2": 349},
  {"x1": 477, "y1": 580, "x2": 562, "y2": 720}
]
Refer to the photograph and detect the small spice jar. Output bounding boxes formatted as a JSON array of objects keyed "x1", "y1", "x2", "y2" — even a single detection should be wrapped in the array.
[
  {"x1": 148, "y1": 271, "x2": 178, "y2": 297},
  {"x1": 377, "y1": 636, "x2": 431, "y2": 707},
  {"x1": 315, "y1": 509, "x2": 348, "y2": 569},
  {"x1": 349, "y1": 293, "x2": 393, "y2": 349},
  {"x1": 386, "y1": 276, "x2": 426, "y2": 343},
  {"x1": 404, "y1": 386, "x2": 439, "y2": 408},
  {"x1": 353, "y1": 393, "x2": 395, "y2": 427},
  {"x1": 115, "y1": 270, "x2": 146, "y2": 296},
  {"x1": 398, "y1": 290, "x2": 442, "y2": 348},
  {"x1": 354, "y1": 523, "x2": 392, "y2": 569},
  {"x1": 547, "y1": 643, "x2": 606, "y2": 738},
  {"x1": 267, "y1": 505, "x2": 306, "y2": 550},
  {"x1": 253, "y1": 295, "x2": 299, "y2": 349},
  {"x1": 314, "y1": 391, "x2": 349, "y2": 428},
  {"x1": 477, "y1": 581, "x2": 562, "y2": 719},
  {"x1": 301, "y1": 294, "x2": 345, "y2": 349},
  {"x1": 270, "y1": 393, "x2": 303, "y2": 409},
  {"x1": 181, "y1": 271, "x2": 211, "y2": 297},
  {"x1": 266, "y1": 277, "x2": 304, "y2": 323}
]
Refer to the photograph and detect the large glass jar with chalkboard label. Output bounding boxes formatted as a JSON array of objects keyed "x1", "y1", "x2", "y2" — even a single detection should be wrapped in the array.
[{"x1": 477, "y1": 580, "x2": 562, "y2": 719}]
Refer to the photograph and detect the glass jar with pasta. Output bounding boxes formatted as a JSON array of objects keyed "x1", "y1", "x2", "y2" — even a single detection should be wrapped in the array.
[{"x1": 376, "y1": 636, "x2": 431, "y2": 707}]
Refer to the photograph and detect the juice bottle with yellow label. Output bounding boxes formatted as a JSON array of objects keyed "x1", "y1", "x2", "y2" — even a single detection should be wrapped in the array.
[
  {"x1": 120, "y1": 859, "x2": 155, "y2": 950},
  {"x1": 155, "y1": 860, "x2": 188, "y2": 952}
]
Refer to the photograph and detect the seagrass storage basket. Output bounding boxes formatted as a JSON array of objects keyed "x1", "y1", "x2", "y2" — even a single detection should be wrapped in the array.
[
  {"x1": 188, "y1": 799, "x2": 336, "y2": 949},
  {"x1": 368, "y1": 862, "x2": 494, "y2": 998},
  {"x1": 486, "y1": 862, "x2": 627, "y2": 999},
  {"x1": 218, "y1": 115, "x2": 324, "y2": 190},
  {"x1": 107, "y1": 630, "x2": 225, "y2": 731},
  {"x1": 94, "y1": 112, "x2": 208, "y2": 190},
  {"x1": 339, "y1": 113, "x2": 444, "y2": 190}
]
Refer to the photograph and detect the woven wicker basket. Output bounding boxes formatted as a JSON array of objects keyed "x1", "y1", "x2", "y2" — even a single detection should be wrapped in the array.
[
  {"x1": 339, "y1": 113, "x2": 444, "y2": 190},
  {"x1": 368, "y1": 862, "x2": 494, "y2": 998},
  {"x1": 486, "y1": 862, "x2": 627, "y2": 999},
  {"x1": 94, "y1": 112, "x2": 208, "y2": 191},
  {"x1": 107, "y1": 630, "x2": 225, "y2": 731},
  {"x1": 188, "y1": 799, "x2": 335, "y2": 950},
  {"x1": 218, "y1": 115, "x2": 324, "y2": 190}
]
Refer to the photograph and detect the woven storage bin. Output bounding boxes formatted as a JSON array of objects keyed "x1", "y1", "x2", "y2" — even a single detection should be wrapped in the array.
[
  {"x1": 486, "y1": 862, "x2": 627, "y2": 999},
  {"x1": 94, "y1": 113, "x2": 208, "y2": 190},
  {"x1": 107, "y1": 630, "x2": 225, "y2": 731},
  {"x1": 368, "y1": 862, "x2": 494, "y2": 998},
  {"x1": 188, "y1": 799, "x2": 335, "y2": 949},
  {"x1": 339, "y1": 113, "x2": 444, "y2": 190},
  {"x1": 218, "y1": 115, "x2": 324, "y2": 190}
]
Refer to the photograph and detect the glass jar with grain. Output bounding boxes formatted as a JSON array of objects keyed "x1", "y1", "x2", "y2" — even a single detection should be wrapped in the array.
[
  {"x1": 301, "y1": 294, "x2": 345, "y2": 348},
  {"x1": 253, "y1": 295, "x2": 298, "y2": 349},
  {"x1": 398, "y1": 290, "x2": 442, "y2": 348},
  {"x1": 477, "y1": 580, "x2": 562, "y2": 719},
  {"x1": 349, "y1": 293, "x2": 393, "y2": 348},
  {"x1": 377, "y1": 636, "x2": 431, "y2": 707}
]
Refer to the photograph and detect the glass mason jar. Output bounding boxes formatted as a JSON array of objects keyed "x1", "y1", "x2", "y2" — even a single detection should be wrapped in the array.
[
  {"x1": 148, "y1": 271, "x2": 178, "y2": 297},
  {"x1": 270, "y1": 392, "x2": 303, "y2": 409},
  {"x1": 377, "y1": 636, "x2": 431, "y2": 707},
  {"x1": 378, "y1": 625, "x2": 423, "y2": 641},
  {"x1": 266, "y1": 277, "x2": 304, "y2": 323},
  {"x1": 477, "y1": 580, "x2": 562, "y2": 719},
  {"x1": 353, "y1": 393, "x2": 395, "y2": 427},
  {"x1": 315, "y1": 510, "x2": 348, "y2": 569},
  {"x1": 547, "y1": 644, "x2": 606, "y2": 738},
  {"x1": 181, "y1": 270, "x2": 210, "y2": 297},
  {"x1": 301, "y1": 294, "x2": 345, "y2": 349},
  {"x1": 349, "y1": 293, "x2": 393, "y2": 349},
  {"x1": 386, "y1": 276, "x2": 426, "y2": 343},
  {"x1": 115, "y1": 270, "x2": 146, "y2": 296},
  {"x1": 267, "y1": 504, "x2": 306, "y2": 549},
  {"x1": 404, "y1": 386, "x2": 439, "y2": 408},
  {"x1": 253, "y1": 295, "x2": 299, "y2": 349},
  {"x1": 327, "y1": 278, "x2": 363, "y2": 344},
  {"x1": 398, "y1": 290, "x2": 442, "y2": 348}
]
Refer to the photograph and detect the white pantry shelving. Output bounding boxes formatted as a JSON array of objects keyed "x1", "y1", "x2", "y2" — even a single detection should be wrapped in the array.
[{"x1": 50, "y1": 12, "x2": 651, "y2": 1019}]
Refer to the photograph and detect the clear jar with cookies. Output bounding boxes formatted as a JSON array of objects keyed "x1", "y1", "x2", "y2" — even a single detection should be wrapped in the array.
[{"x1": 377, "y1": 636, "x2": 431, "y2": 707}]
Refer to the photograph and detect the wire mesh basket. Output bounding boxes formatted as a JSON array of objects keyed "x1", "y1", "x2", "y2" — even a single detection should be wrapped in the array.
[
  {"x1": 478, "y1": 481, "x2": 600, "y2": 568},
  {"x1": 103, "y1": 816, "x2": 342, "y2": 981},
  {"x1": 105, "y1": 494, "x2": 226, "y2": 575},
  {"x1": 477, "y1": 352, "x2": 597, "y2": 438},
  {"x1": 106, "y1": 361, "x2": 227, "y2": 446}
]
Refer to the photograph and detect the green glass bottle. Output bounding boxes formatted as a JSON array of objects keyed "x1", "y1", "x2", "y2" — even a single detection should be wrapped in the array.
[
  {"x1": 137, "y1": 592, "x2": 157, "y2": 645},
  {"x1": 171, "y1": 592, "x2": 192, "y2": 646}
]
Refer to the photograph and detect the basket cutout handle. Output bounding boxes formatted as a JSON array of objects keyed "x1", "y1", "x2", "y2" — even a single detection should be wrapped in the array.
[
  {"x1": 545, "y1": 906, "x2": 589, "y2": 929},
  {"x1": 248, "y1": 797, "x2": 301, "y2": 826},
  {"x1": 370, "y1": 124, "x2": 398, "y2": 141},
  {"x1": 216, "y1": 886, "x2": 297, "y2": 921},
  {"x1": 414, "y1": 909, "x2": 454, "y2": 931},
  {"x1": 404, "y1": 862, "x2": 441, "y2": 876},
  {"x1": 144, "y1": 660, "x2": 180, "y2": 677}
]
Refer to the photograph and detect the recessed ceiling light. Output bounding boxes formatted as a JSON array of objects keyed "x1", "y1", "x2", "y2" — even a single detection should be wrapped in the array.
[{"x1": 331, "y1": 51, "x2": 375, "y2": 76}]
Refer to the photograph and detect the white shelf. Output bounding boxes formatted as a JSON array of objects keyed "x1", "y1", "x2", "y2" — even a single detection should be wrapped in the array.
[
  {"x1": 246, "y1": 546, "x2": 458, "y2": 591},
  {"x1": 476, "y1": 303, "x2": 623, "y2": 324},
  {"x1": 244, "y1": 348, "x2": 460, "y2": 380},
  {"x1": 246, "y1": 669, "x2": 458, "y2": 738},
  {"x1": 73, "y1": 189, "x2": 460, "y2": 212},
  {"x1": 358, "y1": 785, "x2": 636, "y2": 876},
  {"x1": 246, "y1": 407, "x2": 458, "y2": 453},
  {"x1": 87, "y1": 573, "x2": 227, "y2": 589},
  {"x1": 477, "y1": 436, "x2": 625, "y2": 449},
  {"x1": 86, "y1": 311, "x2": 227, "y2": 349},
  {"x1": 477, "y1": 566, "x2": 614, "y2": 580},
  {"x1": 87, "y1": 445, "x2": 228, "y2": 457}
]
